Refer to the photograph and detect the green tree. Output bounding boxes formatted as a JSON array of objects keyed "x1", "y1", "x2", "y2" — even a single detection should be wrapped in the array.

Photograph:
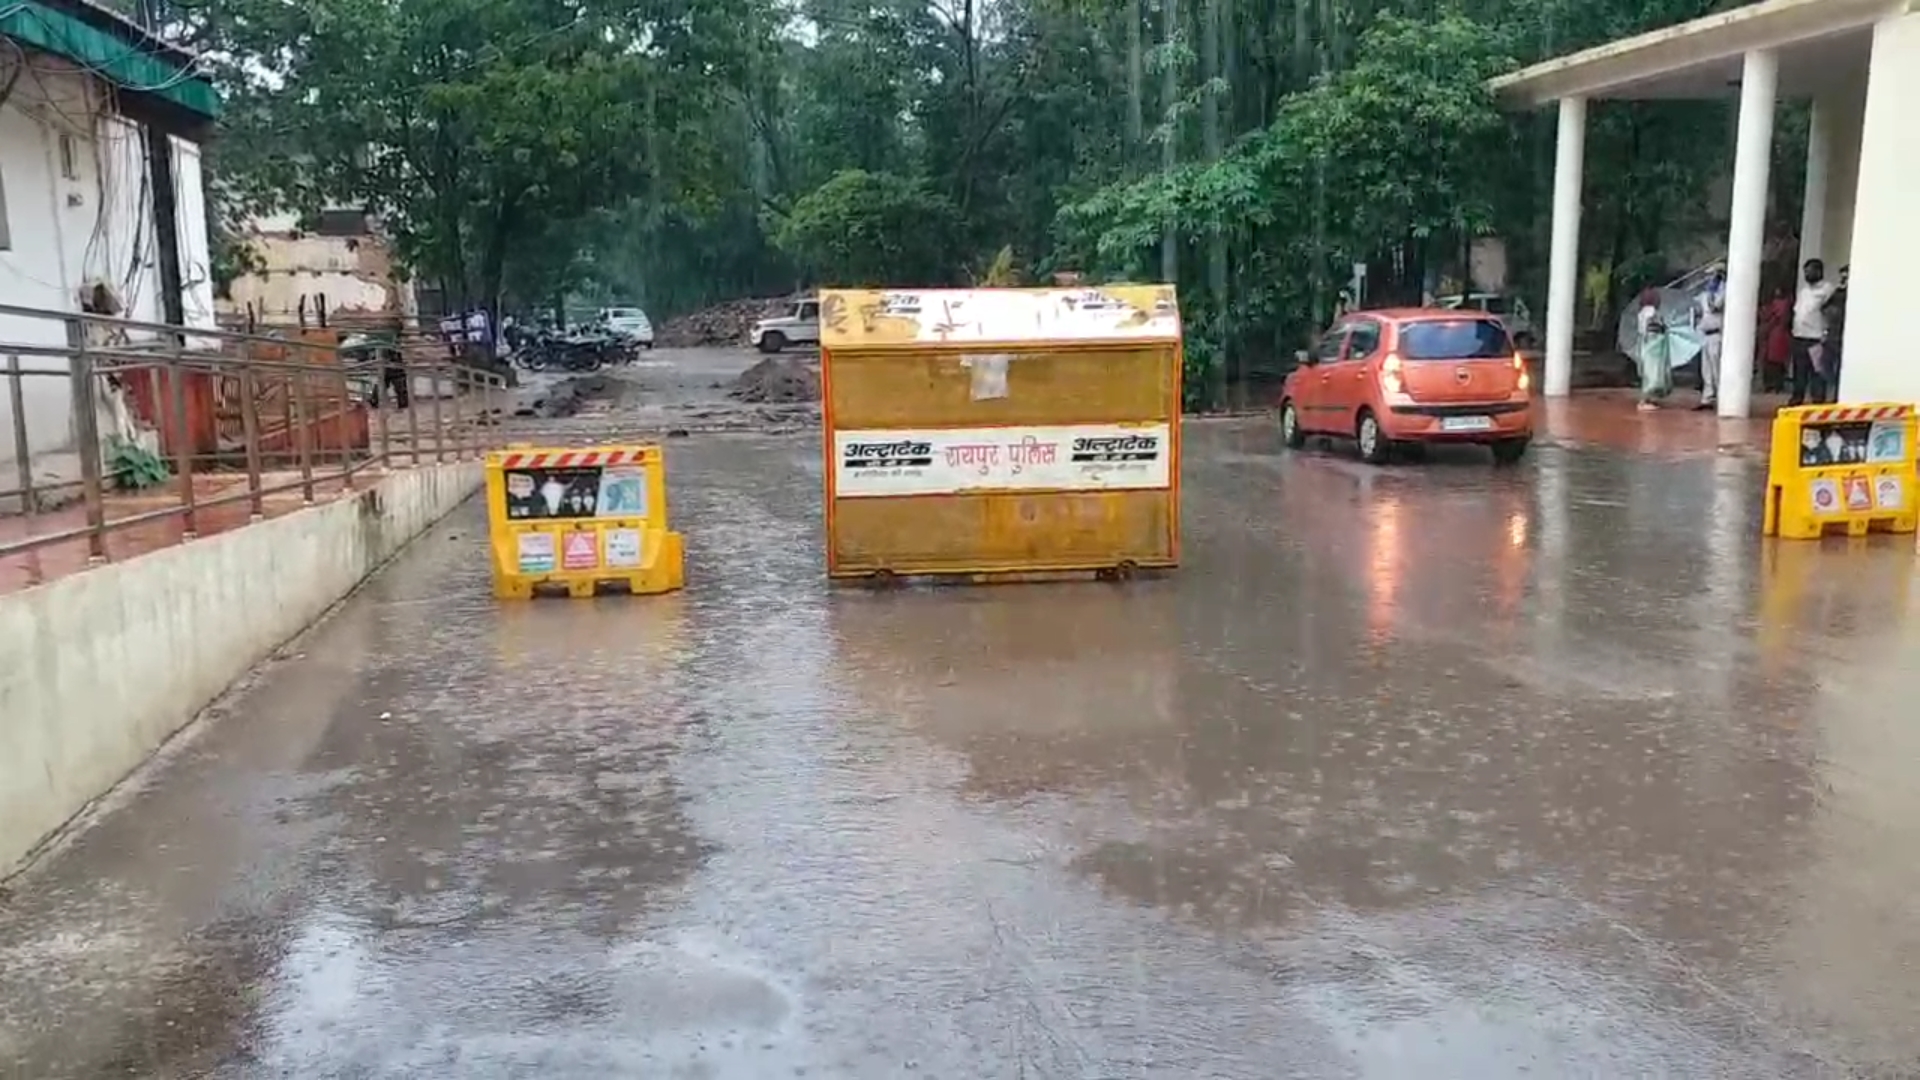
[
  {"x1": 192, "y1": 0, "x2": 768, "y2": 309},
  {"x1": 774, "y1": 169, "x2": 962, "y2": 287}
]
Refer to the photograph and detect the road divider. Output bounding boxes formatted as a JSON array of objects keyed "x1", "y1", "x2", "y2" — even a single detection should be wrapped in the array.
[
  {"x1": 1764, "y1": 403, "x2": 1917, "y2": 539},
  {"x1": 485, "y1": 444, "x2": 685, "y2": 598}
]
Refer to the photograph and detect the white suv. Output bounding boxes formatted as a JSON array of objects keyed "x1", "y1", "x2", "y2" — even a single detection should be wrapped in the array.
[
  {"x1": 598, "y1": 307, "x2": 654, "y2": 348},
  {"x1": 750, "y1": 299, "x2": 821, "y2": 353}
]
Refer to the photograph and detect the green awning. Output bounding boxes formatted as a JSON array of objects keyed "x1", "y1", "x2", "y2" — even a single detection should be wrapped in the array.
[{"x1": 0, "y1": 1, "x2": 219, "y2": 119}]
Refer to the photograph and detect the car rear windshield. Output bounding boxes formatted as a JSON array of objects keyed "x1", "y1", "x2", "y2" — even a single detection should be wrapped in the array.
[{"x1": 1400, "y1": 319, "x2": 1512, "y2": 360}]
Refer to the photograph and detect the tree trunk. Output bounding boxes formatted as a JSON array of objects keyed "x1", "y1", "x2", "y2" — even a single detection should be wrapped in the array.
[
  {"x1": 1291, "y1": 0, "x2": 1310, "y2": 91},
  {"x1": 1127, "y1": 0, "x2": 1143, "y2": 166},
  {"x1": 1203, "y1": 0, "x2": 1227, "y2": 407},
  {"x1": 1160, "y1": 0, "x2": 1179, "y2": 285}
]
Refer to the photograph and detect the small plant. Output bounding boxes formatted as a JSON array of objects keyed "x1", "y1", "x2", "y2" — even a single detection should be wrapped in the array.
[{"x1": 107, "y1": 437, "x2": 171, "y2": 491}]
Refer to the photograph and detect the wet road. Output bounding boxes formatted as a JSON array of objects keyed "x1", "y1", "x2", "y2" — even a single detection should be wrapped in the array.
[{"x1": 5, "y1": 421, "x2": 1920, "y2": 1078}]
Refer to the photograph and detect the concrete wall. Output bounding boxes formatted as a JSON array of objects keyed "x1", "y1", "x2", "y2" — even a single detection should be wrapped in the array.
[
  {"x1": 0, "y1": 461, "x2": 482, "y2": 875},
  {"x1": 1838, "y1": 9, "x2": 1920, "y2": 404}
]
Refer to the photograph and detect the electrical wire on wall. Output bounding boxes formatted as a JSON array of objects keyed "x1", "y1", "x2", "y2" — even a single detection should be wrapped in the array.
[
  {"x1": 0, "y1": 1, "x2": 224, "y2": 326},
  {"x1": 13, "y1": 37, "x2": 174, "y2": 315}
]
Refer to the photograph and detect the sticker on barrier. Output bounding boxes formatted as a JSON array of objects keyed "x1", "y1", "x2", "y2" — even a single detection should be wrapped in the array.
[
  {"x1": 832, "y1": 423, "x2": 1173, "y2": 498},
  {"x1": 517, "y1": 532, "x2": 556, "y2": 573},
  {"x1": 1765, "y1": 403, "x2": 1920, "y2": 540},
  {"x1": 606, "y1": 528, "x2": 642, "y2": 568},
  {"x1": 485, "y1": 444, "x2": 685, "y2": 599},
  {"x1": 562, "y1": 531, "x2": 599, "y2": 571}
]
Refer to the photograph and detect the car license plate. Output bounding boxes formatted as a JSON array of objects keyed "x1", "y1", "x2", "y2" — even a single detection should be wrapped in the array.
[{"x1": 1441, "y1": 416, "x2": 1493, "y2": 432}]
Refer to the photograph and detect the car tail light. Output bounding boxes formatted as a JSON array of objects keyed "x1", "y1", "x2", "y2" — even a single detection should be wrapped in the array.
[
  {"x1": 1513, "y1": 352, "x2": 1531, "y2": 392},
  {"x1": 1382, "y1": 353, "x2": 1403, "y2": 394}
]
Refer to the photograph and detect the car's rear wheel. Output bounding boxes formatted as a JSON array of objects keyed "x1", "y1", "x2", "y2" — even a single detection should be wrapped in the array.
[
  {"x1": 1280, "y1": 399, "x2": 1306, "y2": 448},
  {"x1": 1356, "y1": 409, "x2": 1392, "y2": 465},
  {"x1": 1491, "y1": 437, "x2": 1531, "y2": 465}
]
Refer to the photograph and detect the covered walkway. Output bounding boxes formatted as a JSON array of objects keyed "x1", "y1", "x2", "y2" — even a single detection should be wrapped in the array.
[{"x1": 1493, "y1": 0, "x2": 1920, "y2": 418}]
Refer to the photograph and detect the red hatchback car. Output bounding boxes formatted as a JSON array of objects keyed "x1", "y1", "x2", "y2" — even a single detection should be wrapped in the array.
[{"x1": 1279, "y1": 308, "x2": 1533, "y2": 465}]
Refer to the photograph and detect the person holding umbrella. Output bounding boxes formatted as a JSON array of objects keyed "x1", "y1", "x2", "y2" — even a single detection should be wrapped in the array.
[{"x1": 1635, "y1": 288, "x2": 1674, "y2": 411}]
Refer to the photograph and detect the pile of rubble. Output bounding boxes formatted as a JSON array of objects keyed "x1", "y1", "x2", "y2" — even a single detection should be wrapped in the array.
[
  {"x1": 729, "y1": 356, "x2": 819, "y2": 403},
  {"x1": 656, "y1": 295, "x2": 799, "y2": 348},
  {"x1": 511, "y1": 372, "x2": 619, "y2": 419}
]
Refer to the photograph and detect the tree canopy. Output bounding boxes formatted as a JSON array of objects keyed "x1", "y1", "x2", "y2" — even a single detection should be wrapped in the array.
[{"x1": 196, "y1": 0, "x2": 1793, "y2": 400}]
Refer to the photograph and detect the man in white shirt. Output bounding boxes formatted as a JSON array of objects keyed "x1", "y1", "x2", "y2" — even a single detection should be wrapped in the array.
[
  {"x1": 1693, "y1": 268, "x2": 1724, "y2": 411},
  {"x1": 1790, "y1": 258, "x2": 1836, "y2": 406}
]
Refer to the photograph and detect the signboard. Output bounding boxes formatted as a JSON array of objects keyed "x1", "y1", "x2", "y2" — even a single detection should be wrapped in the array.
[
  {"x1": 833, "y1": 424, "x2": 1173, "y2": 498},
  {"x1": 504, "y1": 464, "x2": 648, "y2": 520},
  {"x1": 1797, "y1": 419, "x2": 1908, "y2": 468},
  {"x1": 824, "y1": 287, "x2": 1181, "y2": 346}
]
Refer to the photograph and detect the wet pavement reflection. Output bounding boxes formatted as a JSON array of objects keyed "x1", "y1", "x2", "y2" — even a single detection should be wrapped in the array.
[{"x1": 4, "y1": 419, "x2": 1920, "y2": 1077}]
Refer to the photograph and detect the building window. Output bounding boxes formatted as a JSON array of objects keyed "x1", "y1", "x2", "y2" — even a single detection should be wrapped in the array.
[
  {"x1": 315, "y1": 208, "x2": 372, "y2": 237},
  {"x1": 58, "y1": 132, "x2": 79, "y2": 181}
]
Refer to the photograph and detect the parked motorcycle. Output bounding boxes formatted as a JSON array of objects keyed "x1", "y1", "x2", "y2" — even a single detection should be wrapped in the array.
[{"x1": 517, "y1": 328, "x2": 618, "y2": 372}]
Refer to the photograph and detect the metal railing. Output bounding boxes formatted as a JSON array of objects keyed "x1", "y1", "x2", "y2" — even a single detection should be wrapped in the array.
[{"x1": 0, "y1": 303, "x2": 509, "y2": 587}]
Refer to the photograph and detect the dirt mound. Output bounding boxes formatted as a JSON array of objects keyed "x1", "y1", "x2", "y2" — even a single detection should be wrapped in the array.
[
  {"x1": 511, "y1": 372, "x2": 620, "y2": 418},
  {"x1": 729, "y1": 357, "x2": 819, "y2": 403},
  {"x1": 657, "y1": 295, "x2": 799, "y2": 348}
]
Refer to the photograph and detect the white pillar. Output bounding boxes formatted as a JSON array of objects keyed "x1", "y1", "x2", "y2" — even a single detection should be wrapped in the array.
[
  {"x1": 1544, "y1": 96, "x2": 1587, "y2": 399},
  {"x1": 1799, "y1": 98, "x2": 1830, "y2": 272},
  {"x1": 1840, "y1": 12, "x2": 1920, "y2": 404},
  {"x1": 1717, "y1": 49, "x2": 1777, "y2": 420}
]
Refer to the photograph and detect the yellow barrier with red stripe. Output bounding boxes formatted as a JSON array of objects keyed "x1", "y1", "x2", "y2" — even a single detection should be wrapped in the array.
[
  {"x1": 1765, "y1": 403, "x2": 1918, "y2": 540},
  {"x1": 498, "y1": 447, "x2": 652, "y2": 469},
  {"x1": 484, "y1": 443, "x2": 685, "y2": 599}
]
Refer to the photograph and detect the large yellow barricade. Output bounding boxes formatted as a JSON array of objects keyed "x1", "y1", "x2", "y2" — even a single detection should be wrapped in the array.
[
  {"x1": 485, "y1": 444, "x2": 685, "y2": 599},
  {"x1": 819, "y1": 285, "x2": 1182, "y2": 581},
  {"x1": 1764, "y1": 403, "x2": 1918, "y2": 540}
]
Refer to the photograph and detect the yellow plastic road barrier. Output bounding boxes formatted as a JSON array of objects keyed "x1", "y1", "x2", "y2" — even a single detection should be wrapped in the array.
[
  {"x1": 485, "y1": 444, "x2": 685, "y2": 599},
  {"x1": 1764, "y1": 403, "x2": 1918, "y2": 539},
  {"x1": 820, "y1": 285, "x2": 1182, "y2": 581}
]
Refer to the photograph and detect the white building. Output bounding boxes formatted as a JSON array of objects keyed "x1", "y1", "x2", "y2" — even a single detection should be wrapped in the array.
[
  {"x1": 1493, "y1": 0, "x2": 1918, "y2": 417},
  {"x1": 0, "y1": 0, "x2": 218, "y2": 496}
]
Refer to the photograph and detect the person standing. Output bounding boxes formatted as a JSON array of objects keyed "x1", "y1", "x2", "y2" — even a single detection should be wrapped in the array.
[
  {"x1": 1635, "y1": 288, "x2": 1673, "y2": 412},
  {"x1": 1693, "y1": 268, "x2": 1725, "y2": 411},
  {"x1": 1789, "y1": 258, "x2": 1836, "y2": 406},
  {"x1": 1820, "y1": 265, "x2": 1849, "y2": 403},
  {"x1": 1760, "y1": 286, "x2": 1793, "y2": 393}
]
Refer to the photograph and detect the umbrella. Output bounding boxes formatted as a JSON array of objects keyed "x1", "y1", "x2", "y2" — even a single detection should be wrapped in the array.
[{"x1": 1616, "y1": 286, "x2": 1706, "y2": 370}]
